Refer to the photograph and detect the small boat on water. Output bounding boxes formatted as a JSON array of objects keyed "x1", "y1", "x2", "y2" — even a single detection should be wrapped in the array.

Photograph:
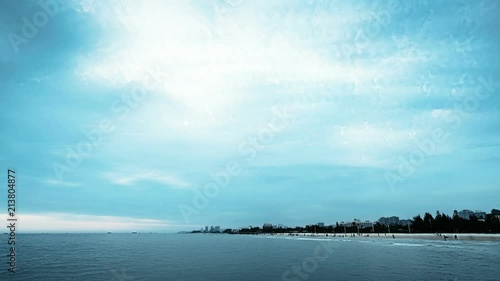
[
  {"x1": 107, "y1": 231, "x2": 112, "y2": 234},
  {"x1": 132, "y1": 231, "x2": 138, "y2": 234}
]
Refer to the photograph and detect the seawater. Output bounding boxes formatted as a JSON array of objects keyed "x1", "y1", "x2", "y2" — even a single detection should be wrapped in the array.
[{"x1": 1, "y1": 233, "x2": 499, "y2": 281}]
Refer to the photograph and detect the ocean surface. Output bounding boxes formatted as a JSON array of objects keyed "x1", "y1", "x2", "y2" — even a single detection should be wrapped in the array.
[{"x1": 1, "y1": 233, "x2": 499, "y2": 281}]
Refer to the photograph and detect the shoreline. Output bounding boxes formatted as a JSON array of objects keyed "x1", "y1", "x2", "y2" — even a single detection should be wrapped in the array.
[{"x1": 243, "y1": 232, "x2": 500, "y2": 242}]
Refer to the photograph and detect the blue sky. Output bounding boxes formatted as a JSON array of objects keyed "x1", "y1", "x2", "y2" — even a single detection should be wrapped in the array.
[{"x1": 1, "y1": 0, "x2": 499, "y2": 232}]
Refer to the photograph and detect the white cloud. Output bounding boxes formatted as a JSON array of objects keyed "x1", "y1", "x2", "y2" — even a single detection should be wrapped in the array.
[
  {"x1": 332, "y1": 123, "x2": 411, "y2": 150},
  {"x1": 46, "y1": 179, "x2": 81, "y2": 187},
  {"x1": 2, "y1": 213, "x2": 193, "y2": 233},
  {"x1": 431, "y1": 109, "x2": 453, "y2": 119},
  {"x1": 77, "y1": 0, "x2": 409, "y2": 113},
  {"x1": 71, "y1": 0, "x2": 459, "y2": 171},
  {"x1": 325, "y1": 123, "x2": 417, "y2": 167},
  {"x1": 102, "y1": 170, "x2": 191, "y2": 189}
]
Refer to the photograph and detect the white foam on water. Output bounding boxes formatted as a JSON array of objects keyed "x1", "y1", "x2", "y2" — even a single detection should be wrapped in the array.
[
  {"x1": 389, "y1": 242, "x2": 425, "y2": 247},
  {"x1": 295, "y1": 237, "x2": 331, "y2": 242},
  {"x1": 427, "y1": 244, "x2": 466, "y2": 249}
]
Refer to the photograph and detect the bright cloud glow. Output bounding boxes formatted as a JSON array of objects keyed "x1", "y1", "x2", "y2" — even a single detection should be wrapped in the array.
[
  {"x1": 102, "y1": 170, "x2": 191, "y2": 189},
  {"x1": 1, "y1": 213, "x2": 189, "y2": 233}
]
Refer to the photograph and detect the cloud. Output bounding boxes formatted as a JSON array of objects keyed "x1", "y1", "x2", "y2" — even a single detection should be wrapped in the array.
[
  {"x1": 76, "y1": 0, "x2": 410, "y2": 114},
  {"x1": 2, "y1": 212, "x2": 193, "y2": 232},
  {"x1": 102, "y1": 170, "x2": 191, "y2": 189},
  {"x1": 431, "y1": 109, "x2": 453, "y2": 119},
  {"x1": 322, "y1": 123, "x2": 413, "y2": 167},
  {"x1": 46, "y1": 179, "x2": 81, "y2": 187}
]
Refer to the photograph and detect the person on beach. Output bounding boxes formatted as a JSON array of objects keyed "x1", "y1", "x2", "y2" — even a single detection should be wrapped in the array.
[
  {"x1": 392, "y1": 234, "x2": 395, "y2": 239},
  {"x1": 454, "y1": 235, "x2": 458, "y2": 240}
]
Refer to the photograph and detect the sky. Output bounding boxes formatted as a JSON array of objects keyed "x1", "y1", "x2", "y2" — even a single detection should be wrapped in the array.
[{"x1": 0, "y1": 0, "x2": 499, "y2": 233}]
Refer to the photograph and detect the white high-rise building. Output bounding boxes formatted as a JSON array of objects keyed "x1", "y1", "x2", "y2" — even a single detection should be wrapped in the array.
[{"x1": 340, "y1": 220, "x2": 373, "y2": 228}]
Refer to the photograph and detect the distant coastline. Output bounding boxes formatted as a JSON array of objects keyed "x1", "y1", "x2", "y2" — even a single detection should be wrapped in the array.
[
  {"x1": 192, "y1": 209, "x2": 500, "y2": 239},
  {"x1": 191, "y1": 232, "x2": 500, "y2": 242}
]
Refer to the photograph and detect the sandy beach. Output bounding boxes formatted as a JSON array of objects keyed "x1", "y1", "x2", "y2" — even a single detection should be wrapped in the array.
[{"x1": 261, "y1": 232, "x2": 500, "y2": 242}]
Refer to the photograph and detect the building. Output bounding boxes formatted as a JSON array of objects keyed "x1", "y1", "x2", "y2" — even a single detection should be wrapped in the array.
[
  {"x1": 474, "y1": 211, "x2": 486, "y2": 219},
  {"x1": 340, "y1": 220, "x2": 357, "y2": 227},
  {"x1": 458, "y1": 210, "x2": 474, "y2": 219},
  {"x1": 205, "y1": 226, "x2": 209, "y2": 232},
  {"x1": 214, "y1": 226, "x2": 220, "y2": 233},
  {"x1": 378, "y1": 216, "x2": 400, "y2": 226},
  {"x1": 357, "y1": 220, "x2": 374, "y2": 228},
  {"x1": 339, "y1": 221, "x2": 351, "y2": 227},
  {"x1": 340, "y1": 219, "x2": 374, "y2": 229},
  {"x1": 317, "y1": 222, "x2": 325, "y2": 227},
  {"x1": 399, "y1": 219, "x2": 412, "y2": 226},
  {"x1": 210, "y1": 226, "x2": 214, "y2": 232}
]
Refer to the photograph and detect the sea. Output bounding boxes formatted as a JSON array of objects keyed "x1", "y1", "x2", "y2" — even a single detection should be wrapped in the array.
[{"x1": 1, "y1": 233, "x2": 499, "y2": 281}]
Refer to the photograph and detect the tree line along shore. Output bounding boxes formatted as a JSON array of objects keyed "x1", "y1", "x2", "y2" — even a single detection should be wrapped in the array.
[{"x1": 192, "y1": 209, "x2": 500, "y2": 236}]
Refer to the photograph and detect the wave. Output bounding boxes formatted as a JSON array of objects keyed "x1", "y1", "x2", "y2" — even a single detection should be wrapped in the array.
[
  {"x1": 427, "y1": 244, "x2": 466, "y2": 249},
  {"x1": 389, "y1": 242, "x2": 425, "y2": 247}
]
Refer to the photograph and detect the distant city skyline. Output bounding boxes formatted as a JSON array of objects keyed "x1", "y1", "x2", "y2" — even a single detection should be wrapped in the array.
[{"x1": 192, "y1": 208, "x2": 499, "y2": 233}]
